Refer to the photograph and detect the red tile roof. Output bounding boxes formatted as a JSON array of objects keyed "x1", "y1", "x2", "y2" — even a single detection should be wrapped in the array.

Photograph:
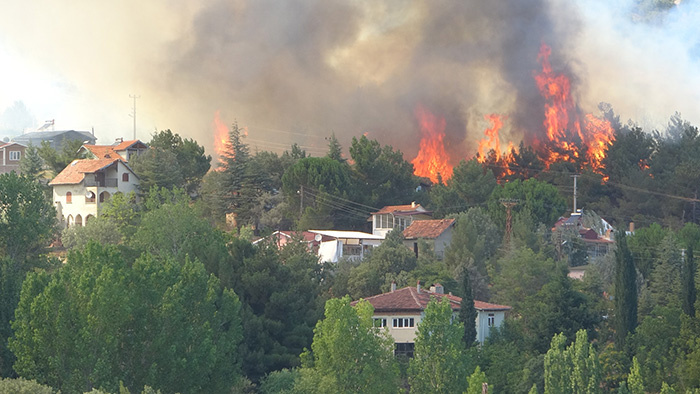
[
  {"x1": 353, "y1": 286, "x2": 511, "y2": 313},
  {"x1": 372, "y1": 204, "x2": 429, "y2": 215},
  {"x1": 112, "y1": 139, "x2": 142, "y2": 151},
  {"x1": 403, "y1": 218, "x2": 455, "y2": 239},
  {"x1": 83, "y1": 140, "x2": 146, "y2": 159},
  {"x1": 48, "y1": 158, "x2": 119, "y2": 185}
]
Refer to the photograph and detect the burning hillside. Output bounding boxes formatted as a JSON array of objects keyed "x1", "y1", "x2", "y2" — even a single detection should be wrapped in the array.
[{"x1": 411, "y1": 43, "x2": 615, "y2": 182}]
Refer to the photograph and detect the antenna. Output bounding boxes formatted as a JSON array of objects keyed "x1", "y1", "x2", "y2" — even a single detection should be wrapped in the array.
[{"x1": 129, "y1": 94, "x2": 140, "y2": 140}]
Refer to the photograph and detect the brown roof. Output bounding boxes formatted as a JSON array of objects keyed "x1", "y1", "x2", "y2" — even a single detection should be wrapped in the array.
[
  {"x1": 82, "y1": 140, "x2": 146, "y2": 159},
  {"x1": 353, "y1": 286, "x2": 511, "y2": 313},
  {"x1": 372, "y1": 204, "x2": 429, "y2": 215},
  {"x1": 48, "y1": 158, "x2": 119, "y2": 185},
  {"x1": 113, "y1": 140, "x2": 145, "y2": 151},
  {"x1": 403, "y1": 218, "x2": 455, "y2": 239}
]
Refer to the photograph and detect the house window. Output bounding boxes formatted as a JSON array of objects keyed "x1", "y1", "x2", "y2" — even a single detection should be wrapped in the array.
[
  {"x1": 374, "y1": 318, "x2": 387, "y2": 328},
  {"x1": 85, "y1": 191, "x2": 95, "y2": 203},
  {"x1": 392, "y1": 317, "x2": 415, "y2": 328},
  {"x1": 342, "y1": 244, "x2": 362, "y2": 256},
  {"x1": 66, "y1": 192, "x2": 72, "y2": 204},
  {"x1": 8, "y1": 151, "x2": 20, "y2": 161},
  {"x1": 394, "y1": 342, "x2": 414, "y2": 358},
  {"x1": 377, "y1": 214, "x2": 393, "y2": 229},
  {"x1": 487, "y1": 313, "x2": 495, "y2": 327},
  {"x1": 99, "y1": 191, "x2": 110, "y2": 203},
  {"x1": 122, "y1": 173, "x2": 129, "y2": 182}
]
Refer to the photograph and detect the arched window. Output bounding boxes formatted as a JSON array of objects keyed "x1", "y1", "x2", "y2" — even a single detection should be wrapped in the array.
[
  {"x1": 75, "y1": 214, "x2": 83, "y2": 227},
  {"x1": 85, "y1": 191, "x2": 95, "y2": 203},
  {"x1": 85, "y1": 214, "x2": 94, "y2": 225},
  {"x1": 99, "y1": 191, "x2": 110, "y2": 203},
  {"x1": 66, "y1": 191, "x2": 72, "y2": 204},
  {"x1": 122, "y1": 173, "x2": 129, "y2": 182},
  {"x1": 67, "y1": 214, "x2": 74, "y2": 227}
]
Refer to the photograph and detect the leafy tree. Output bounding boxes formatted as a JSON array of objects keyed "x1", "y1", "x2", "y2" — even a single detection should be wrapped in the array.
[
  {"x1": 627, "y1": 356, "x2": 644, "y2": 394},
  {"x1": 460, "y1": 267, "x2": 478, "y2": 347},
  {"x1": 0, "y1": 377, "x2": 55, "y2": 393},
  {"x1": 614, "y1": 231, "x2": 638, "y2": 350},
  {"x1": 491, "y1": 247, "x2": 557, "y2": 311},
  {"x1": 296, "y1": 297, "x2": 398, "y2": 393},
  {"x1": 37, "y1": 139, "x2": 84, "y2": 175},
  {"x1": 99, "y1": 191, "x2": 140, "y2": 240},
  {"x1": 147, "y1": 129, "x2": 211, "y2": 194},
  {"x1": 408, "y1": 297, "x2": 469, "y2": 393},
  {"x1": 682, "y1": 245, "x2": 696, "y2": 317},
  {"x1": 18, "y1": 143, "x2": 43, "y2": 179},
  {"x1": 628, "y1": 223, "x2": 668, "y2": 280},
  {"x1": 431, "y1": 158, "x2": 497, "y2": 217},
  {"x1": 348, "y1": 135, "x2": 416, "y2": 209},
  {"x1": 10, "y1": 243, "x2": 242, "y2": 394},
  {"x1": 466, "y1": 366, "x2": 487, "y2": 394},
  {"x1": 543, "y1": 330, "x2": 601, "y2": 394},
  {"x1": 0, "y1": 172, "x2": 56, "y2": 262},
  {"x1": 129, "y1": 148, "x2": 183, "y2": 192},
  {"x1": 488, "y1": 178, "x2": 567, "y2": 229},
  {"x1": 61, "y1": 216, "x2": 122, "y2": 250}
]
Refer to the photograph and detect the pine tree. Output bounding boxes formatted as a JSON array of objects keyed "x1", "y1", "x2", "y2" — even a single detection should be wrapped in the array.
[
  {"x1": 326, "y1": 133, "x2": 345, "y2": 163},
  {"x1": 614, "y1": 231, "x2": 638, "y2": 350},
  {"x1": 219, "y1": 121, "x2": 258, "y2": 226},
  {"x1": 682, "y1": 245, "x2": 696, "y2": 317},
  {"x1": 18, "y1": 143, "x2": 43, "y2": 179},
  {"x1": 459, "y1": 267, "x2": 478, "y2": 347}
]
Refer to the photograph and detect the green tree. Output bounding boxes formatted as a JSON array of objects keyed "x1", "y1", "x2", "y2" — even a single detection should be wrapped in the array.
[
  {"x1": 460, "y1": 267, "x2": 478, "y2": 347},
  {"x1": 614, "y1": 231, "x2": 638, "y2": 350},
  {"x1": 9, "y1": 243, "x2": 242, "y2": 394},
  {"x1": 409, "y1": 297, "x2": 469, "y2": 394},
  {"x1": 488, "y1": 178, "x2": 567, "y2": 229},
  {"x1": 61, "y1": 216, "x2": 122, "y2": 250},
  {"x1": 0, "y1": 377, "x2": 55, "y2": 394},
  {"x1": 627, "y1": 356, "x2": 644, "y2": 394},
  {"x1": 491, "y1": 247, "x2": 557, "y2": 311},
  {"x1": 148, "y1": 129, "x2": 211, "y2": 194},
  {"x1": 296, "y1": 297, "x2": 398, "y2": 393},
  {"x1": 37, "y1": 139, "x2": 84, "y2": 175},
  {"x1": 0, "y1": 172, "x2": 56, "y2": 262},
  {"x1": 99, "y1": 191, "x2": 140, "y2": 240},
  {"x1": 129, "y1": 148, "x2": 183, "y2": 192},
  {"x1": 544, "y1": 330, "x2": 601, "y2": 394},
  {"x1": 349, "y1": 135, "x2": 416, "y2": 209},
  {"x1": 682, "y1": 245, "x2": 696, "y2": 317},
  {"x1": 18, "y1": 143, "x2": 43, "y2": 179},
  {"x1": 326, "y1": 133, "x2": 345, "y2": 163},
  {"x1": 466, "y1": 366, "x2": 487, "y2": 394},
  {"x1": 431, "y1": 158, "x2": 497, "y2": 217}
]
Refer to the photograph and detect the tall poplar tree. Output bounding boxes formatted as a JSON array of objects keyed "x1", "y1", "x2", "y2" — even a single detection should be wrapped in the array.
[
  {"x1": 682, "y1": 245, "x2": 696, "y2": 317},
  {"x1": 614, "y1": 231, "x2": 637, "y2": 350},
  {"x1": 459, "y1": 268, "x2": 478, "y2": 347}
]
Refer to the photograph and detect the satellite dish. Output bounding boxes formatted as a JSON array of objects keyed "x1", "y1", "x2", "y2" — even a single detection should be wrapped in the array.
[
  {"x1": 86, "y1": 191, "x2": 95, "y2": 199},
  {"x1": 314, "y1": 234, "x2": 322, "y2": 242}
]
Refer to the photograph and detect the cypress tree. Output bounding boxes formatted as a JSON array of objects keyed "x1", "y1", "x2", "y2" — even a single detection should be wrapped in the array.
[
  {"x1": 614, "y1": 231, "x2": 637, "y2": 350},
  {"x1": 682, "y1": 245, "x2": 696, "y2": 317},
  {"x1": 459, "y1": 267, "x2": 478, "y2": 347}
]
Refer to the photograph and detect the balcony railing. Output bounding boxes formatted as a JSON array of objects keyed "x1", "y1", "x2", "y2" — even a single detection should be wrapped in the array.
[{"x1": 84, "y1": 178, "x2": 118, "y2": 187}]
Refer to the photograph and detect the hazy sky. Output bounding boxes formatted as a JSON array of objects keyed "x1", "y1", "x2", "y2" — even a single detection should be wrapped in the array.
[{"x1": 0, "y1": 0, "x2": 697, "y2": 161}]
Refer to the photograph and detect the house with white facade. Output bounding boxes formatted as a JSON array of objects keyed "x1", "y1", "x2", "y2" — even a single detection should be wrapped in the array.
[
  {"x1": 402, "y1": 218, "x2": 455, "y2": 260},
  {"x1": 49, "y1": 158, "x2": 139, "y2": 228},
  {"x1": 369, "y1": 203, "x2": 433, "y2": 237},
  {"x1": 355, "y1": 283, "x2": 511, "y2": 357},
  {"x1": 309, "y1": 230, "x2": 385, "y2": 263}
]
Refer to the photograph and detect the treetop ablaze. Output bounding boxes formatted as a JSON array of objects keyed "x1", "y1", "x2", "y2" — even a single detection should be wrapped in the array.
[{"x1": 410, "y1": 43, "x2": 615, "y2": 182}]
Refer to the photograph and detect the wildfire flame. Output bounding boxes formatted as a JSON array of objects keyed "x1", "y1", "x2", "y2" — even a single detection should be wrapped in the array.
[
  {"x1": 213, "y1": 110, "x2": 229, "y2": 167},
  {"x1": 477, "y1": 114, "x2": 504, "y2": 163},
  {"x1": 533, "y1": 43, "x2": 614, "y2": 170},
  {"x1": 411, "y1": 106, "x2": 453, "y2": 183}
]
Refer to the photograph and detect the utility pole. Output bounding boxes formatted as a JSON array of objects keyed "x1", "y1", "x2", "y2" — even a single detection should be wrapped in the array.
[
  {"x1": 299, "y1": 185, "x2": 304, "y2": 216},
  {"x1": 571, "y1": 174, "x2": 579, "y2": 213},
  {"x1": 500, "y1": 199, "x2": 518, "y2": 247},
  {"x1": 129, "y1": 94, "x2": 140, "y2": 140}
]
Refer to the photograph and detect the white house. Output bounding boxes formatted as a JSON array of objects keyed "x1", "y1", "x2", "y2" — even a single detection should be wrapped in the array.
[
  {"x1": 402, "y1": 218, "x2": 455, "y2": 260},
  {"x1": 309, "y1": 230, "x2": 385, "y2": 263},
  {"x1": 355, "y1": 283, "x2": 511, "y2": 357},
  {"x1": 369, "y1": 203, "x2": 433, "y2": 237},
  {"x1": 49, "y1": 158, "x2": 139, "y2": 227}
]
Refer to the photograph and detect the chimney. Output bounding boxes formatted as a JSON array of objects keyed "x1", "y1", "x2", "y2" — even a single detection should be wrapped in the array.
[
  {"x1": 416, "y1": 280, "x2": 421, "y2": 294},
  {"x1": 391, "y1": 281, "x2": 397, "y2": 292},
  {"x1": 411, "y1": 201, "x2": 416, "y2": 208},
  {"x1": 629, "y1": 222, "x2": 635, "y2": 233}
]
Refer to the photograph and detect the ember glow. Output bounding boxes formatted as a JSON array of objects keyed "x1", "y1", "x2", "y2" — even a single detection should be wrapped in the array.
[
  {"x1": 411, "y1": 106, "x2": 453, "y2": 183},
  {"x1": 213, "y1": 110, "x2": 229, "y2": 166}
]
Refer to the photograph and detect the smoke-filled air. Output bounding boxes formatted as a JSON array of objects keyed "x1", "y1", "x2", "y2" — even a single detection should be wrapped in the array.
[{"x1": 0, "y1": 0, "x2": 698, "y2": 179}]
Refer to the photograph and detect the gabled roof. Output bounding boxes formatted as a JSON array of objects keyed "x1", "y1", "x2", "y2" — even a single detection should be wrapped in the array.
[
  {"x1": 252, "y1": 230, "x2": 318, "y2": 245},
  {"x1": 113, "y1": 139, "x2": 147, "y2": 151},
  {"x1": 48, "y1": 158, "x2": 120, "y2": 185},
  {"x1": 403, "y1": 218, "x2": 455, "y2": 239},
  {"x1": 355, "y1": 286, "x2": 511, "y2": 313},
  {"x1": 0, "y1": 142, "x2": 26, "y2": 149},
  {"x1": 372, "y1": 203, "x2": 431, "y2": 216},
  {"x1": 81, "y1": 140, "x2": 147, "y2": 159}
]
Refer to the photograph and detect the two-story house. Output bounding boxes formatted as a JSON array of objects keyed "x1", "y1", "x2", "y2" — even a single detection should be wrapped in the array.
[
  {"x1": 369, "y1": 203, "x2": 433, "y2": 237},
  {"x1": 402, "y1": 218, "x2": 455, "y2": 260},
  {"x1": 356, "y1": 283, "x2": 511, "y2": 357},
  {"x1": 0, "y1": 142, "x2": 26, "y2": 174},
  {"x1": 310, "y1": 230, "x2": 385, "y2": 263}
]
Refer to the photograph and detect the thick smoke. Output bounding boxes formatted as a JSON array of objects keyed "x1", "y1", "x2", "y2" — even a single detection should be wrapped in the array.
[{"x1": 0, "y1": 0, "x2": 697, "y2": 161}]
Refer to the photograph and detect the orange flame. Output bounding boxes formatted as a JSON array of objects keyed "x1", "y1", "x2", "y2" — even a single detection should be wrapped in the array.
[
  {"x1": 212, "y1": 110, "x2": 229, "y2": 167},
  {"x1": 533, "y1": 43, "x2": 614, "y2": 171},
  {"x1": 411, "y1": 106, "x2": 453, "y2": 183},
  {"x1": 477, "y1": 114, "x2": 504, "y2": 163}
]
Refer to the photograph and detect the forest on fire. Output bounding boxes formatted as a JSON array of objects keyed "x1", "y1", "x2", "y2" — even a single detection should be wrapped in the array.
[{"x1": 2, "y1": 111, "x2": 700, "y2": 393}]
